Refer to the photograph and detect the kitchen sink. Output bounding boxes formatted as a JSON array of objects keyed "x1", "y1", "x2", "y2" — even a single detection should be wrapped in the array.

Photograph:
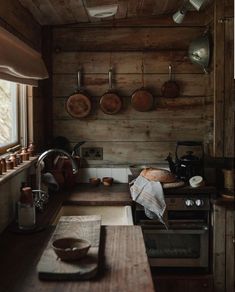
[{"x1": 53, "y1": 205, "x2": 133, "y2": 226}]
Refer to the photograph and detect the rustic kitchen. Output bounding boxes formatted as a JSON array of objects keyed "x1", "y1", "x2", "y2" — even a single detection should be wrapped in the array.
[{"x1": 0, "y1": 0, "x2": 234, "y2": 291}]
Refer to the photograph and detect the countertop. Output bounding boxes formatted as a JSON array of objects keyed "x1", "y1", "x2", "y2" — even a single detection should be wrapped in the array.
[
  {"x1": 0, "y1": 183, "x2": 154, "y2": 292},
  {"x1": 212, "y1": 189, "x2": 234, "y2": 208},
  {"x1": 64, "y1": 183, "x2": 133, "y2": 206},
  {"x1": 0, "y1": 226, "x2": 154, "y2": 292}
]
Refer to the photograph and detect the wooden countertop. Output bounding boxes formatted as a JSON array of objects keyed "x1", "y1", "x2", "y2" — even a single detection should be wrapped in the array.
[
  {"x1": 0, "y1": 183, "x2": 154, "y2": 292},
  {"x1": 64, "y1": 183, "x2": 133, "y2": 206},
  {"x1": 211, "y1": 189, "x2": 234, "y2": 208},
  {"x1": 0, "y1": 226, "x2": 154, "y2": 292},
  {"x1": 63, "y1": 184, "x2": 216, "y2": 206}
]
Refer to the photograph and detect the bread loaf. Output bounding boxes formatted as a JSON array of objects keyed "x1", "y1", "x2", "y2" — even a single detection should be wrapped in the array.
[{"x1": 140, "y1": 168, "x2": 177, "y2": 183}]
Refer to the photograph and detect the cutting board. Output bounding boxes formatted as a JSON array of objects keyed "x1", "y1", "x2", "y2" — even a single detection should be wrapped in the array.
[
  {"x1": 162, "y1": 180, "x2": 185, "y2": 189},
  {"x1": 37, "y1": 215, "x2": 101, "y2": 280}
]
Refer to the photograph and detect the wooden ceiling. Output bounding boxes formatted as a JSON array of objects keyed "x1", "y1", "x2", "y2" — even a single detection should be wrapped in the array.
[{"x1": 18, "y1": 0, "x2": 199, "y2": 26}]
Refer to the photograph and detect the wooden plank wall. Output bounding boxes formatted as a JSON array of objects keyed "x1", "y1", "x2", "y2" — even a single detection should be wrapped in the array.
[
  {"x1": 213, "y1": 0, "x2": 225, "y2": 157},
  {"x1": 224, "y1": 19, "x2": 234, "y2": 157},
  {"x1": 213, "y1": 0, "x2": 234, "y2": 158},
  {"x1": 213, "y1": 204, "x2": 235, "y2": 292},
  {"x1": 52, "y1": 22, "x2": 214, "y2": 166}
]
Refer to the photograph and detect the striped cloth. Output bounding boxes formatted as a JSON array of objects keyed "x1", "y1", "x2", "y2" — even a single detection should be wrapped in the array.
[{"x1": 130, "y1": 175, "x2": 167, "y2": 227}]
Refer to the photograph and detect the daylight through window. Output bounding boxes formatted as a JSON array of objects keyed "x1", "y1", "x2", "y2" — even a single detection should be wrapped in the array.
[{"x1": 0, "y1": 79, "x2": 18, "y2": 151}]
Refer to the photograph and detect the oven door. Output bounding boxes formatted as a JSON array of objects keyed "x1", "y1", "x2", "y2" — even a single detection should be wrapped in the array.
[{"x1": 142, "y1": 223, "x2": 209, "y2": 268}]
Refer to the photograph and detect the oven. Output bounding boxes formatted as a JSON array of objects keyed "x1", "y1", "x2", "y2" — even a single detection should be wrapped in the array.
[{"x1": 135, "y1": 195, "x2": 211, "y2": 269}]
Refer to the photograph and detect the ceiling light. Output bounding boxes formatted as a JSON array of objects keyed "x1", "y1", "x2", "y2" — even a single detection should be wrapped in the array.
[
  {"x1": 86, "y1": 4, "x2": 118, "y2": 18},
  {"x1": 172, "y1": 7, "x2": 187, "y2": 24},
  {"x1": 189, "y1": 0, "x2": 205, "y2": 11}
]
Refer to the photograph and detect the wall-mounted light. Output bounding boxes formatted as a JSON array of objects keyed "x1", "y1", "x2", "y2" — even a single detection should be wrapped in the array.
[
  {"x1": 85, "y1": 4, "x2": 118, "y2": 18},
  {"x1": 172, "y1": 7, "x2": 188, "y2": 24},
  {"x1": 189, "y1": 0, "x2": 206, "y2": 11},
  {"x1": 172, "y1": 0, "x2": 208, "y2": 24}
]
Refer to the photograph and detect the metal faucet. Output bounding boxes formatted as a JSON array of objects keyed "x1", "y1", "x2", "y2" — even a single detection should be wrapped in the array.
[{"x1": 33, "y1": 148, "x2": 78, "y2": 211}]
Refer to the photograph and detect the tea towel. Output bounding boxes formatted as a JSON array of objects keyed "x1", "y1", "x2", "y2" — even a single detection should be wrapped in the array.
[{"x1": 130, "y1": 175, "x2": 167, "y2": 227}]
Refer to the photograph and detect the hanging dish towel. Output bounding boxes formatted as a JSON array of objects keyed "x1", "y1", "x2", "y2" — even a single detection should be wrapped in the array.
[{"x1": 130, "y1": 175, "x2": 167, "y2": 227}]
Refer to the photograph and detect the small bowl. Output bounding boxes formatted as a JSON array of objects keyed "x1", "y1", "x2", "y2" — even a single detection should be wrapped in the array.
[
  {"x1": 89, "y1": 177, "x2": 101, "y2": 186},
  {"x1": 52, "y1": 237, "x2": 91, "y2": 261},
  {"x1": 102, "y1": 177, "x2": 113, "y2": 186}
]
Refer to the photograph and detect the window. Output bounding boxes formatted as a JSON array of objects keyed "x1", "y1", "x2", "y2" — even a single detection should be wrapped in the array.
[{"x1": 0, "y1": 79, "x2": 27, "y2": 154}]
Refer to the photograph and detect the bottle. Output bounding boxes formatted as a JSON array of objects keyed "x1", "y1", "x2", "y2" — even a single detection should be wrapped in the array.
[
  {"x1": 1, "y1": 158, "x2": 6, "y2": 173},
  {"x1": 9, "y1": 153, "x2": 17, "y2": 167},
  {"x1": 27, "y1": 142, "x2": 36, "y2": 157},
  {"x1": 16, "y1": 151, "x2": 22, "y2": 165},
  {"x1": 6, "y1": 160, "x2": 14, "y2": 170},
  {"x1": 20, "y1": 148, "x2": 29, "y2": 161},
  {"x1": 18, "y1": 186, "x2": 35, "y2": 230}
]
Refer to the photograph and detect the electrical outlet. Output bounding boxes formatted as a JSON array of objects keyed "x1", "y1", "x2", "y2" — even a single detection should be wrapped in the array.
[{"x1": 81, "y1": 147, "x2": 103, "y2": 160}]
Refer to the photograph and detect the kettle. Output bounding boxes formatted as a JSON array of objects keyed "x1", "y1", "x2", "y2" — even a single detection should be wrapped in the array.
[{"x1": 166, "y1": 141, "x2": 204, "y2": 181}]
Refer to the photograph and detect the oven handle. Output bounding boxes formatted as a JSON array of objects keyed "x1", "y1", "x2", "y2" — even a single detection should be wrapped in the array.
[
  {"x1": 142, "y1": 227, "x2": 208, "y2": 234},
  {"x1": 139, "y1": 219, "x2": 206, "y2": 225}
]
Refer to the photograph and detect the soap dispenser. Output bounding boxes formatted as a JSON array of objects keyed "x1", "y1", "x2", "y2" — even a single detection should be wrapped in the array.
[{"x1": 18, "y1": 186, "x2": 35, "y2": 230}]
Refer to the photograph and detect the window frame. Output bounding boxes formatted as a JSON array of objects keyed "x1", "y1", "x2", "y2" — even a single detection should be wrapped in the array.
[{"x1": 0, "y1": 81, "x2": 27, "y2": 155}]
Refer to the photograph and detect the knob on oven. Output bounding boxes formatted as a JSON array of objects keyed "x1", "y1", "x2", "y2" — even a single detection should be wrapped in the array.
[
  {"x1": 185, "y1": 199, "x2": 194, "y2": 207},
  {"x1": 195, "y1": 199, "x2": 204, "y2": 207}
]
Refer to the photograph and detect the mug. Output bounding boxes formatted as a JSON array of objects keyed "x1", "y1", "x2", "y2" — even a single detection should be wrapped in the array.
[{"x1": 223, "y1": 169, "x2": 234, "y2": 191}]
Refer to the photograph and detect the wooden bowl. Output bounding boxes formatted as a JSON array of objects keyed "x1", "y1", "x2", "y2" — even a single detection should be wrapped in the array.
[
  {"x1": 52, "y1": 237, "x2": 91, "y2": 261},
  {"x1": 102, "y1": 177, "x2": 113, "y2": 186},
  {"x1": 89, "y1": 177, "x2": 101, "y2": 186}
]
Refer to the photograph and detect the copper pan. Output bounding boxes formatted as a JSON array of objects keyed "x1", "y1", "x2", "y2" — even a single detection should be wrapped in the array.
[
  {"x1": 66, "y1": 70, "x2": 91, "y2": 119},
  {"x1": 161, "y1": 65, "x2": 180, "y2": 98},
  {"x1": 131, "y1": 60, "x2": 153, "y2": 112},
  {"x1": 100, "y1": 69, "x2": 122, "y2": 115}
]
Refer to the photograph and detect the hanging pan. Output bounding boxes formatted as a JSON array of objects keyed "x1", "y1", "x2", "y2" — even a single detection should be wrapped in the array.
[
  {"x1": 131, "y1": 60, "x2": 153, "y2": 112},
  {"x1": 100, "y1": 69, "x2": 122, "y2": 115},
  {"x1": 161, "y1": 65, "x2": 180, "y2": 98},
  {"x1": 66, "y1": 70, "x2": 91, "y2": 119}
]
